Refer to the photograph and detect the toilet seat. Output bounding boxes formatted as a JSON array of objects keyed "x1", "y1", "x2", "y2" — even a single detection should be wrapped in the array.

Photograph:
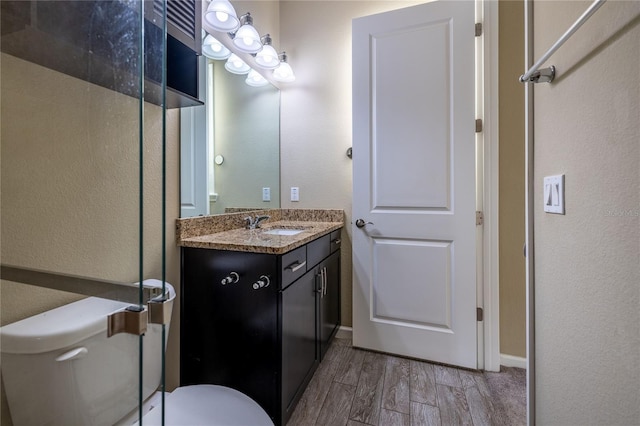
[{"x1": 139, "y1": 385, "x2": 274, "y2": 426}]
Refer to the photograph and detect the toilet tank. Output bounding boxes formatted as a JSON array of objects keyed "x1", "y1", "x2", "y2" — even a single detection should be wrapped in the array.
[{"x1": 0, "y1": 280, "x2": 175, "y2": 426}]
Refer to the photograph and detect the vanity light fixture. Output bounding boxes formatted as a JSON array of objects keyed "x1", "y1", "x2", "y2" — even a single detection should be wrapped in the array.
[
  {"x1": 204, "y1": 0, "x2": 240, "y2": 32},
  {"x1": 201, "y1": 5, "x2": 295, "y2": 86},
  {"x1": 255, "y1": 35, "x2": 279, "y2": 70},
  {"x1": 225, "y1": 53, "x2": 251, "y2": 75},
  {"x1": 245, "y1": 69, "x2": 269, "y2": 87},
  {"x1": 273, "y1": 52, "x2": 296, "y2": 83},
  {"x1": 232, "y1": 13, "x2": 263, "y2": 54},
  {"x1": 202, "y1": 34, "x2": 232, "y2": 60}
]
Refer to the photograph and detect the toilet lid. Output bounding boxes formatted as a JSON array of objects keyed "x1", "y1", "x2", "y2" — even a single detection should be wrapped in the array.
[{"x1": 140, "y1": 385, "x2": 274, "y2": 426}]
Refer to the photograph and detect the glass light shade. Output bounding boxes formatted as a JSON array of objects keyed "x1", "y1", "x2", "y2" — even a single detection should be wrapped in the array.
[
  {"x1": 255, "y1": 44, "x2": 279, "y2": 69},
  {"x1": 273, "y1": 61, "x2": 295, "y2": 83},
  {"x1": 202, "y1": 34, "x2": 231, "y2": 60},
  {"x1": 204, "y1": 0, "x2": 240, "y2": 32},
  {"x1": 246, "y1": 69, "x2": 269, "y2": 87},
  {"x1": 233, "y1": 24, "x2": 263, "y2": 54},
  {"x1": 225, "y1": 53, "x2": 251, "y2": 74}
]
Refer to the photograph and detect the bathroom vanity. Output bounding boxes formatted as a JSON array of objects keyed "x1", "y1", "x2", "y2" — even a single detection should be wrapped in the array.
[{"x1": 178, "y1": 210, "x2": 343, "y2": 426}]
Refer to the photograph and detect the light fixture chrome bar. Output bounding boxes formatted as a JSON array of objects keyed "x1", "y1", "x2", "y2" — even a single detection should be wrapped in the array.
[
  {"x1": 519, "y1": 0, "x2": 606, "y2": 83},
  {"x1": 0, "y1": 264, "x2": 162, "y2": 305},
  {"x1": 202, "y1": 24, "x2": 282, "y2": 89}
]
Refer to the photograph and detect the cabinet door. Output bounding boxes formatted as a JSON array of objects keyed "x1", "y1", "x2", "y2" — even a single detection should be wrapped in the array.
[
  {"x1": 281, "y1": 269, "x2": 318, "y2": 420},
  {"x1": 319, "y1": 251, "x2": 341, "y2": 360},
  {"x1": 181, "y1": 248, "x2": 279, "y2": 419}
]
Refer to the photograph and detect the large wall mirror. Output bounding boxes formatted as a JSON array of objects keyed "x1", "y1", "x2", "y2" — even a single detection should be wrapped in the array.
[{"x1": 180, "y1": 59, "x2": 280, "y2": 217}]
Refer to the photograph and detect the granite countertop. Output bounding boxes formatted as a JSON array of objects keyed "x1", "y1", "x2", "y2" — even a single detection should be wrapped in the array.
[
  {"x1": 176, "y1": 209, "x2": 344, "y2": 254},
  {"x1": 179, "y1": 220, "x2": 343, "y2": 254}
]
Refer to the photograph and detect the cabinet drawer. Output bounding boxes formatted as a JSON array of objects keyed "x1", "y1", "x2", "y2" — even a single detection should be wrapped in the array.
[
  {"x1": 307, "y1": 234, "x2": 330, "y2": 268},
  {"x1": 281, "y1": 246, "x2": 307, "y2": 289},
  {"x1": 330, "y1": 230, "x2": 341, "y2": 253}
]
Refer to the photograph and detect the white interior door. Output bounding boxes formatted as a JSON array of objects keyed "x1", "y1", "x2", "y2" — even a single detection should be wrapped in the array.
[{"x1": 352, "y1": 0, "x2": 478, "y2": 369}]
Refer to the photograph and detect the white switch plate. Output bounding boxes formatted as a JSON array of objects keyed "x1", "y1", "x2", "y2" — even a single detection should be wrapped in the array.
[
  {"x1": 262, "y1": 187, "x2": 270, "y2": 202},
  {"x1": 543, "y1": 174, "x2": 565, "y2": 214},
  {"x1": 290, "y1": 187, "x2": 299, "y2": 202}
]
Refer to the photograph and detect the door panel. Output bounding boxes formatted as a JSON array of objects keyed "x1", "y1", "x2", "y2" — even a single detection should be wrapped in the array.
[
  {"x1": 352, "y1": 0, "x2": 477, "y2": 369},
  {"x1": 372, "y1": 238, "x2": 452, "y2": 329},
  {"x1": 373, "y1": 19, "x2": 452, "y2": 210}
]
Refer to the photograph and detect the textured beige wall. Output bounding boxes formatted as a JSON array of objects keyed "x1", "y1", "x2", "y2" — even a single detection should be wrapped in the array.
[
  {"x1": 0, "y1": 53, "x2": 181, "y2": 424},
  {"x1": 498, "y1": 0, "x2": 526, "y2": 358},
  {"x1": 533, "y1": 1, "x2": 640, "y2": 424},
  {"x1": 279, "y1": 0, "x2": 423, "y2": 327}
]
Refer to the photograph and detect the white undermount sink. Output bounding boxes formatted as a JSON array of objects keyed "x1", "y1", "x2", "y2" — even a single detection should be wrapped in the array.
[{"x1": 262, "y1": 229, "x2": 305, "y2": 236}]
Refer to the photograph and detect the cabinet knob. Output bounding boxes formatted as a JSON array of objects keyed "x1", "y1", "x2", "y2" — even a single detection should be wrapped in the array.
[
  {"x1": 221, "y1": 272, "x2": 240, "y2": 285},
  {"x1": 252, "y1": 275, "x2": 271, "y2": 290}
]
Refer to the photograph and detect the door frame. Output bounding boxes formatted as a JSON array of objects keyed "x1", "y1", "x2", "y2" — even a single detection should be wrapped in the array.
[
  {"x1": 524, "y1": 1, "x2": 535, "y2": 424},
  {"x1": 480, "y1": 0, "x2": 500, "y2": 373},
  {"x1": 483, "y1": 1, "x2": 534, "y2": 423}
]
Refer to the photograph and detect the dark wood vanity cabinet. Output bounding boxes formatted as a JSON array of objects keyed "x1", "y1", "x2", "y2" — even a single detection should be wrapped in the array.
[{"x1": 180, "y1": 229, "x2": 342, "y2": 426}]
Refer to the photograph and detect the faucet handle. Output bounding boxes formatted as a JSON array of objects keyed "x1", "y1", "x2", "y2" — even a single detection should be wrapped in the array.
[
  {"x1": 244, "y1": 216, "x2": 254, "y2": 229},
  {"x1": 254, "y1": 215, "x2": 271, "y2": 228}
]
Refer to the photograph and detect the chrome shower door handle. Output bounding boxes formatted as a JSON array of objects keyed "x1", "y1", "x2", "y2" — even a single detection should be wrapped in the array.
[{"x1": 355, "y1": 219, "x2": 373, "y2": 228}]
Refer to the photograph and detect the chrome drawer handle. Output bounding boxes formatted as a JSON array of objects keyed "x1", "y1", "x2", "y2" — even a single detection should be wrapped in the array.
[
  {"x1": 331, "y1": 239, "x2": 341, "y2": 245},
  {"x1": 286, "y1": 261, "x2": 306, "y2": 273}
]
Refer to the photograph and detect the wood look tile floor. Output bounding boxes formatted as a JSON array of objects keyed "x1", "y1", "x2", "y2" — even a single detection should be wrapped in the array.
[{"x1": 287, "y1": 338, "x2": 526, "y2": 426}]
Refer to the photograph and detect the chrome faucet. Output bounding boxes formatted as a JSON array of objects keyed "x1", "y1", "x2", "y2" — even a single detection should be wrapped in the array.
[{"x1": 244, "y1": 215, "x2": 271, "y2": 229}]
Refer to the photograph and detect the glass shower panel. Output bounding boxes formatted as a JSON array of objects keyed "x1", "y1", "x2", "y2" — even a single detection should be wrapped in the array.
[{"x1": 0, "y1": 1, "x2": 167, "y2": 425}]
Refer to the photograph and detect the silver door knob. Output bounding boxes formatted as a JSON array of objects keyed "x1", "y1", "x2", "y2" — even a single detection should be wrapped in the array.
[{"x1": 355, "y1": 219, "x2": 373, "y2": 228}]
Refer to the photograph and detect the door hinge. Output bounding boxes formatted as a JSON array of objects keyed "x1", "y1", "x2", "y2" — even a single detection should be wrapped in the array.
[
  {"x1": 477, "y1": 307, "x2": 484, "y2": 322},
  {"x1": 475, "y1": 119, "x2": 483, "y2": 133},
  {"x1": 475, "y1": 23, "x2": 483, "y2": 37},
  {"x1": 476, "y1": 211, "x2": 484, "y2": 226}
]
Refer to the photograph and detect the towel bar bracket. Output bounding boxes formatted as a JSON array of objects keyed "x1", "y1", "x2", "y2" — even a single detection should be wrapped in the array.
[
  {"x1": 519, "y1": 0, "x2": 606, "y2": 84},
  {"x1": 520, "y1": 66, "x2": 556, "y2": 84}
]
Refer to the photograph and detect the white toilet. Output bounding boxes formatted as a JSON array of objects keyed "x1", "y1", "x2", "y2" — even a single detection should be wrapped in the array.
[{"x1": 0, "y1": 280, "x2": 273, "y2": 426}]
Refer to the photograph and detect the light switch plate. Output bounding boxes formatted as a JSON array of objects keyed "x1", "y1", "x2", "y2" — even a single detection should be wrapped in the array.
[
  {"x1": 290, "y1": 187, "x2": 299, "y2": 202},
  {"x1": 262, "y1": 187, "x2": 270, "y2": 202},
  {"x1": 543, "y1": 174, "x2": 565, "y2": 214}
]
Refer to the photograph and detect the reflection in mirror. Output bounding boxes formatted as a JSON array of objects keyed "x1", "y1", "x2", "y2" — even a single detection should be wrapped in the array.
[
  {"x1": 179, "y1": 59, "x2": 280, "y2": 217},
  {"x1": 210, "y1": 60, "x2": 280, "y2": 215}
]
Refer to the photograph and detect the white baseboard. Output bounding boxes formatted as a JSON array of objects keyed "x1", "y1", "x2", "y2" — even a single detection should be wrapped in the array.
[
  {"x1": 336, "y1": 326, "x2": 353, "y2": 340},
  {"x1": 500, "y1": 353, "x2": 527, "y2": 369},
  {"x1": 336, "y1": 328, "x2": 525, "y2": 370}
]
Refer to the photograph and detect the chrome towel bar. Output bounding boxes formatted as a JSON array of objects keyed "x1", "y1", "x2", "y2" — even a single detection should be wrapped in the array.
[{"x1": 520, "y1": 0, "x2": 607, "y2": 83}]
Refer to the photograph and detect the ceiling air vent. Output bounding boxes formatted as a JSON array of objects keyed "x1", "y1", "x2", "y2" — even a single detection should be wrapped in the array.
[{"x1": 153, "y1": 0, "x2": 196, "y2": 39}]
